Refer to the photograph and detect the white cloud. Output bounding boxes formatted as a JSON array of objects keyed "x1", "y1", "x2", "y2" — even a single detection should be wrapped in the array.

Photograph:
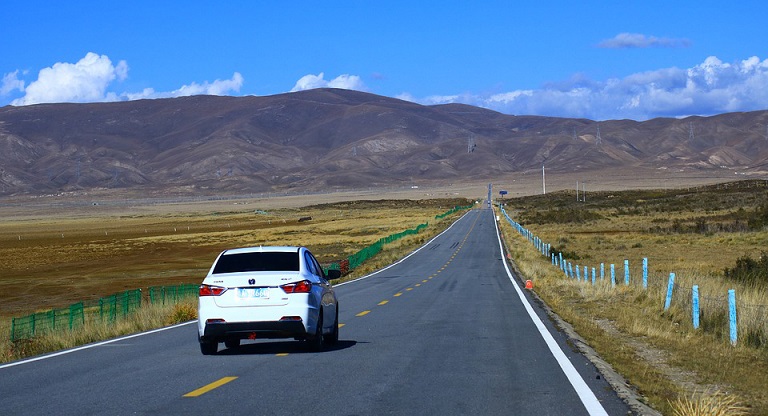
[
  {"x1": 598, "y1": 33, "x2": 691, "y2": 49},
  {"x1": 290, "y1": 72, "x2": 366, "y2": 92},
  {"x1": 402, "y1": 55, "x2": 768, "y2": 120},
  {"x1": 12, "y1": 52, "x2": 128, "y2": 105},
  {"x1": 119, "y1": 73, "x2": 243, "y2": 101},
  {"x1": 168, "y1": 72, "x2": 244, "y2": 97},
  {"x1": 8, "y1": 52, "x2": 244, "y2": 106},
  {"x1": 1, "y1": 70, "x2": 25, "y2": 96},
  {"x1": 120, "y1": 72, "x2": 244, "y2": 101}
]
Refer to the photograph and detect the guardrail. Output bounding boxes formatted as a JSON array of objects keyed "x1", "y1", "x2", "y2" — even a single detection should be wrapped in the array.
[{"x1": 498, "y1": 204, "x2": 768, "y2": 348}]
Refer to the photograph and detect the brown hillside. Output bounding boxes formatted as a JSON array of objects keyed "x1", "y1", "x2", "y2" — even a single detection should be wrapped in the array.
[{"x1": 1, "y1": 88, "x2": 767, "y2": 196}]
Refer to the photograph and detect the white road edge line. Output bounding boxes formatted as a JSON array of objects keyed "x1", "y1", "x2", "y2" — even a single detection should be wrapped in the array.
[
  {"x1": 0, "y1": 321, "x2": 196, "y2": 370},
  {"x1": 2, "y1": 210, "x2": 473, "y2": 370},
  {"x1": 493, "y1": 210, "x2": 609, "y2": 416}
]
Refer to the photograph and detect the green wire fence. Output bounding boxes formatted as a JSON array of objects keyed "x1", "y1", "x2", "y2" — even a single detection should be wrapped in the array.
[{"x1": 10, "y1": 285, "x2": 198, "y2": 342}]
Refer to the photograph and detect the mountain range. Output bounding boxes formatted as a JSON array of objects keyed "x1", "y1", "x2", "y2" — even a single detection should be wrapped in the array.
[{"x1": 1, "y1": 88, "x2": 767, "y2": 197}]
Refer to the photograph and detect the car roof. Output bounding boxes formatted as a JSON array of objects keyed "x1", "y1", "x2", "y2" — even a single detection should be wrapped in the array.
[{"x1": 221, "y1": 246, "x2": 303, "y2": 255}]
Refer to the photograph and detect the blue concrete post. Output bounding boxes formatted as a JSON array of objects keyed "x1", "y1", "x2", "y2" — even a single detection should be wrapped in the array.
[
  {"x1": 664, "y1": 273, "x2": 675, "y2": 311},
  {"x1": 692, "y1": 285, "x2": 700, "y2": 329},
  {"x1": 729, "y1": 289, "x2": 738, "y2": 346},
  {"x1": 624, "y1": 259, "x2": 630, "y2": 285},
  {"x1": 642, "y1": 257, "x2": 648, "y2": 290}
]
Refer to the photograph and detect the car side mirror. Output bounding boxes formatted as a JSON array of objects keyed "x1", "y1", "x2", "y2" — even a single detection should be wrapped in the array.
[{"x1": 326, "y1": 269, "x2": 342, "y2": 280}]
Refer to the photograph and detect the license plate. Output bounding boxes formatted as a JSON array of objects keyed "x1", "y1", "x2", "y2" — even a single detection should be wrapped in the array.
[{"x1": 237, "y1": 288, "x2": 269, "y2": 298}]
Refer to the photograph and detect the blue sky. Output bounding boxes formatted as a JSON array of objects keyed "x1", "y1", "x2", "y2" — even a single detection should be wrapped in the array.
[{"x1": 2, "y1": 1, "x2": 767, "y2": 120}]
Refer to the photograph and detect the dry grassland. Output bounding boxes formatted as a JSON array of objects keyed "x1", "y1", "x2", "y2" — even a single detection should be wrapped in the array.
[
  {"x1": 498, "y1": 181, "x2": 768, "y2": 415},
  {"x1": 0, "y1": 197, "x2": 470, "y2": 318}
]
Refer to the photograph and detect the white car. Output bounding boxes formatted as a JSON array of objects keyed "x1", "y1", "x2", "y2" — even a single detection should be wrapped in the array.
[{"x1": 197, "y1": 246, "x2": 340, "y2": 355}]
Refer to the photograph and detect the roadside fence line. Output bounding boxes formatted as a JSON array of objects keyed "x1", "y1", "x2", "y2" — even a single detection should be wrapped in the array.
[
  {"x1": 10, "y1": 284, "x2": 198, "y2": 342},
  {"x1": 498, "y1": 204, "x2": 767, "y2": 348}
]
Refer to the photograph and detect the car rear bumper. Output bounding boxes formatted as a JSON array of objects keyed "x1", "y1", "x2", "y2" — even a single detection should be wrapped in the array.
[{"x1": 200, "y1": 320, "x2": 309, "y2": 342}]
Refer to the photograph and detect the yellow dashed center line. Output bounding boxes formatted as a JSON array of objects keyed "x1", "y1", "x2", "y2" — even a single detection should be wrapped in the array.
[
  {"x1": 341, "y1": 212, "x2": 481, "y2": 333},
  {"x1": 183, "y1": 377, "x2": 238, "y2": 397},
  {"x1": 276, "y1": 353, "x2": 289, "y2": 357}
]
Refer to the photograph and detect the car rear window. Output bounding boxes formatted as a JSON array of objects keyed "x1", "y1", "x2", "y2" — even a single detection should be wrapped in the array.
[{"x1": 212, "y1": 252, "x2": 300, "y2": 274}]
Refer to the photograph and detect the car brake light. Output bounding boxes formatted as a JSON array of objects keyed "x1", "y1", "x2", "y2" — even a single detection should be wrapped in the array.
[
  {"x1": 199, "y1": 284, "x2": 227, "y2": 296},
  {"x1": 281, "y1": 280, "x2": 312, "y2": 294}
]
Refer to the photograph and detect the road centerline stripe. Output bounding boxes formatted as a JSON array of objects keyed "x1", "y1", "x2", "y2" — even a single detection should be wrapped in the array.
[
  {"x1": 183, "y1": 376, "x2": 238, "y2": 397},
  {"x1": 356, "y1": 310, "x2": 371, "y2": 317}
]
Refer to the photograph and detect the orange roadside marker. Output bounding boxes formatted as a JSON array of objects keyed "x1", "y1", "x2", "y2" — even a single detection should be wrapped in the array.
[{"x1": 525, "y1": 280, "x2": 533, "y2": 289}]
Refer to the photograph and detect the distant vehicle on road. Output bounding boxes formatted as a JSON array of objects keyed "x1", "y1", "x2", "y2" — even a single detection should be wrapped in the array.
[{"x1": 197, "y1": 246, "x2": 340, "y2": 355}]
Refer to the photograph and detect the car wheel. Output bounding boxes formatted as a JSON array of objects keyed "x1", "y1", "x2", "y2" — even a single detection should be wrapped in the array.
[
  {"x1": 325, "y1": 307, "x2": 339, "y2": 346},
  {"x1": 307, "y1": 311, "x2": 324, "y2": 351},
  {"x1": 224, "y1": 338, "x2": 240, "y2": 349},
  {"x1": 200, "y1": 340, "x2": 218, "y2": 355}
]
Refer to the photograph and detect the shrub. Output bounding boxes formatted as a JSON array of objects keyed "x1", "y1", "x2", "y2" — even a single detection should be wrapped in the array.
[
  {"x1": 167, "y1": 302, "x2": 197, "y2": 325},
  {"x1": 723, "y1": 251, "x2": 768, "y2": 286}
]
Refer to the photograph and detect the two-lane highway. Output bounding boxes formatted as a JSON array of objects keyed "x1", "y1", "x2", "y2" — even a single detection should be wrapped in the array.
[{"x1": 0, "y1": 208, "x2": 633, "y2": 415}]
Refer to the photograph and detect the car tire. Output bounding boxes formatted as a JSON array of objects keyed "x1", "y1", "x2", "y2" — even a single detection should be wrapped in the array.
[
  {"x1": 200, "y1": 340, "x2": 218, "y2": 355},
  {"x1": 224, "y1": 338, "x2": 240, "y2": 349},
  {"x1": 325, "y1": 307, "x2": 339, "y2": 346},
  {"x1": 308, "y1": 311, "x2": 324, "y2": 352}
]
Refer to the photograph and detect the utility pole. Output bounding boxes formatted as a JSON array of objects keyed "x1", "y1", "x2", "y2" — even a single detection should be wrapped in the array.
[{"x1": 542, "y1": 164, "x2": 546, "y2": 195}]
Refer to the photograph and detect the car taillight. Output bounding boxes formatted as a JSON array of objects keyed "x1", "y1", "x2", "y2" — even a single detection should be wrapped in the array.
[
  {"x1": 281, "y1": 280, "x2": 312, "y2": 294},
  {"x1": 199, "y1": 284, "x2": 227, "y2": 296}
]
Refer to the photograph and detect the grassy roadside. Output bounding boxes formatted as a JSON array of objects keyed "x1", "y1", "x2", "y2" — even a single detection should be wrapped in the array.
[
  {"x1": 496, "y1": 181, "x2": 767, "y2": 415},
  {"x1": 1, "y1": 300, "x2": 198, "y2": 363},
  {"x1": 0, "y1": 198, "x2": 470, "y2": 363}
]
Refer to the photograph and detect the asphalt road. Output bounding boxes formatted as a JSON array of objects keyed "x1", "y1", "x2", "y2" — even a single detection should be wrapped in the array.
[{"x1": 0, "y1": 208, "x2": 633, "y2": 415}]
